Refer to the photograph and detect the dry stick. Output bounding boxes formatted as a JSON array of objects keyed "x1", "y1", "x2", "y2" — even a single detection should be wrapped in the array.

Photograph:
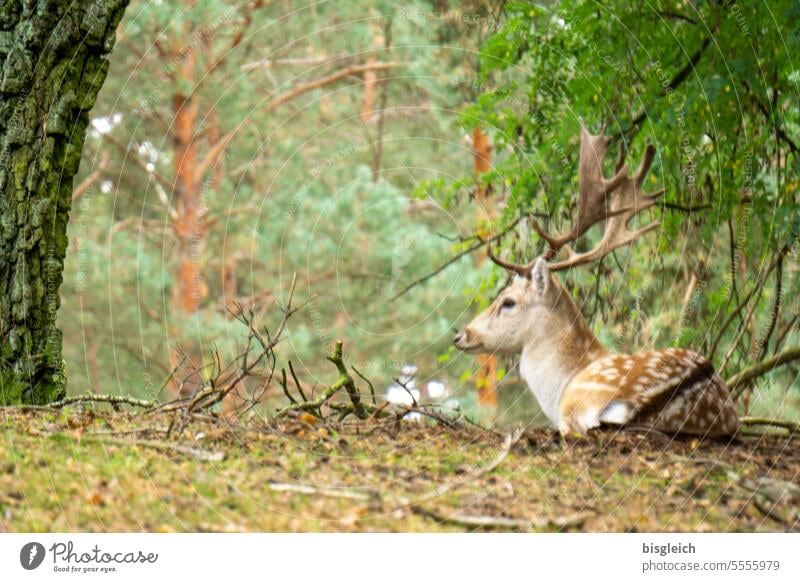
[
  {"x1": 0, "y1": 393, "x2": 157, "y2": 412},
  {"x1": 414, "y1": 507, "x2": 592, "y2": 531},
  {"x1": 260, "y1": 432, "x2": 522, "y2": 508},
  {"x1": 413, "y1": 430, "x2": 588, "y2": 530},
  {"x1": 288, "y1": 360, "x2": 308, "y2": 402},
  {"x1": 83, "y1": 436, "x2": 225, "y2": 462},
  {"x1": 264, "y1": 482, "x2": 374, "y2": 502},
  {"x1": 352, "y1": 366, "x2": 376, "y2": 405},
  {"x1": 394, "y1": 405, "x2": 466, "y2": 429},
  {"x1": 192, "y1": 273, "x2": 307, "y2": 414},
  {"x1": 727, "y1": 346, "x2": 800, "y2": 399},
  {"x1": 394, "y1": 429, "x2": 523, "y2": 509}
]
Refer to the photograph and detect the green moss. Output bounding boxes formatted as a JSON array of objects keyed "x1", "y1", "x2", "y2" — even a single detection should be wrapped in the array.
[{"x1": 0, "y1": 0, "x2": 129, "y2": 404}]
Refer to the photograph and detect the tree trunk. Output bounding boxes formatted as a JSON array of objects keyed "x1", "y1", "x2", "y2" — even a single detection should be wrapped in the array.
[
  {"x1": 471, "y1": 126, "x2": 498, "y2": 407},
  {"x1": 170, "y1": 21, "x2": 207, "y2": 316},
  {"x1": 0, "y1": 0, "x2": 128, "y2": 404}
]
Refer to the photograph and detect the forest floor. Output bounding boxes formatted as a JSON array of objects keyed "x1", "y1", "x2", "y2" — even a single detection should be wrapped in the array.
[{"x1": 0, "y1": 408, "x2": 798, "y2": 532}]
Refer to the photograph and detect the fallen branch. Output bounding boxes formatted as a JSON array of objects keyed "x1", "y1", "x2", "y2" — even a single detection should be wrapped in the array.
[
  {"x1": 727, "y1": 346, "x2": 800, "y2": 399},
  {"x1": 396, "y1": 428, "x2": 523, "y2": 506},
  {"x1": 260, "y1": 429, "x2": 535, "y2": 530},
  {"x1": 276, "y1": 340, "x2": 370, "y2": 419},
  {"x1": 176, "y1": 273, "x2": 308, "y2": 419},
  {"x1": 1, "y1": 393, "x2": 157, "y2": 412},
  {"x1": 740, "y1": 416, "x2": 800, "y2": 434},
  {"x1": 265, "y1": 481, "x2": 374, "y2": 502}
]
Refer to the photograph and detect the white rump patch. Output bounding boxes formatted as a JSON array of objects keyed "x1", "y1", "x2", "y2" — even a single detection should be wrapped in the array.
[{"x1": 599, "y1": 401, "x2": 633, "y2": 425}]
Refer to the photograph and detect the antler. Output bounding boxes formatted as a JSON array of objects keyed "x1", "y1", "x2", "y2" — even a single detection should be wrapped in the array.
[
  {"x1": 487, "y1": 239, "x2": 536, "y2": 277},
  {"x1": 548, "y1": 126, "x2": 664, "y2": 271},
  {"x1": 489, "y1": 120, "x2": 663, "y2": 275},
  {"x1": 534, "y1": 121, "x2": 630, "y2": 254}
]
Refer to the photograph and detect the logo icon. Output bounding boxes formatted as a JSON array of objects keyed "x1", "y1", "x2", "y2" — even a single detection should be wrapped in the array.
[{"x1": 20, "y1": 542, "x2": 46, "y2": 570}]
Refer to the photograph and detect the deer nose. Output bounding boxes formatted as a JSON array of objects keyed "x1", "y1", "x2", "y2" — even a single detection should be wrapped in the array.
[{"x1": 454, "y1": 329, "x2": 471, "y2": 347}]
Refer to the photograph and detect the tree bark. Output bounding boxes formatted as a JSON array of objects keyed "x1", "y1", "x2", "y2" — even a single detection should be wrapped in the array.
[{"x1": 0, "y1": 0, "x2": 129, "y2": 403}]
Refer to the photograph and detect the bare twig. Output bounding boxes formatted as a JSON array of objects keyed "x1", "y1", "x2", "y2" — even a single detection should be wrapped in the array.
[
  {"x1": 260, "y1": 429, "x2": 538, "y2": 531},
  {"x1": 390, "y1": 215, "x2": 525, "y2": 302},
  {"x1": 396, "y1": 429, "x2": 523, "y2": 506},
  {"x1": 264, "y1": 481, "x2": 374, "y2": 501}
]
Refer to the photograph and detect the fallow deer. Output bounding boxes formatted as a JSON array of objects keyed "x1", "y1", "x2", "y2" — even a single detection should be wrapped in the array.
[{"x1": 454, "y1": 122, "x2": 739, "y2": 437}]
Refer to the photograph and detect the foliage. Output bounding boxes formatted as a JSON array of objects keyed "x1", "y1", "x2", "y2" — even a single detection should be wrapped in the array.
[{"x1": 421, "y1": 0, "x2": 800, "y2": 419}]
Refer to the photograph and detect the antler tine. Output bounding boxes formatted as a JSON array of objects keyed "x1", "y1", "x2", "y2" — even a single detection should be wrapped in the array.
[
  {"x1": 487, "y1": 238, "x2": 536, "y2": 277},
  {"x1": 549, "y1": 140, "x2": 664, "y2": 272},
  {"x1": 538, "y1": 121, "x2": 630, "y2": 254},
  {"x1": 634, "y1": 143, "x2": 656, "y2": 186}
]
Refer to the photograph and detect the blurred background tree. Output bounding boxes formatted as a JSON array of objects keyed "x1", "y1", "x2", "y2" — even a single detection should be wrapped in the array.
[
  {"x1": 61, "y1": 0, "x2": 508, "y2": 416},
  {"x1": 59, "y1": 0, "x2": 799, "y2": 423}
]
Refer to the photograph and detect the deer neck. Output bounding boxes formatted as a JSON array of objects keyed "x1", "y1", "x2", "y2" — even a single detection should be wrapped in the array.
[{"x1": 519, "y1": 289, "x2": 608, "y2": 426}]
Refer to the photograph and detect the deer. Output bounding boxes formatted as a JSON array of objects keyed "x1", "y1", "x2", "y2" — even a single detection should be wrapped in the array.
[{"x1": 454, "y1": 121, "x2": 740, "y2": 437}]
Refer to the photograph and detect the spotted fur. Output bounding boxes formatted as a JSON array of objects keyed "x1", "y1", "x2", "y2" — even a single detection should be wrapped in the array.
[{"x1": 559, "y1": 349, "x2": 739, "y2": 436}]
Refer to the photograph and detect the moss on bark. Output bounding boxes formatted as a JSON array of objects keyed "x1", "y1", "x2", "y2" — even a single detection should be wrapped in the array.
[{"x1": 0, "y1": 0, "x2": 128, "y2": 404}]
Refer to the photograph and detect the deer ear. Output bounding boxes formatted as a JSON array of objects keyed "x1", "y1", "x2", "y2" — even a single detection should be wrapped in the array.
[{"x1": 531, "y1": 258, "x2": 550, "y2": 295}]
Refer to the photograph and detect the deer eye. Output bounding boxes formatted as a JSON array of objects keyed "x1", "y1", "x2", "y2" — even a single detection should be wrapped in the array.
[{"x1": 501, "y1": 298, "x2": 516, "y2": 310}]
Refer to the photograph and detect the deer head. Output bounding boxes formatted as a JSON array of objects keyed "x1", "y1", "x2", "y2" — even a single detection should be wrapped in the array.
[
  {"x1": 454, "y1": 258, "x2": 574, "y2": 355},
  {"x1": 454, "y1": 120, "x2": 663, "y2": 361}
]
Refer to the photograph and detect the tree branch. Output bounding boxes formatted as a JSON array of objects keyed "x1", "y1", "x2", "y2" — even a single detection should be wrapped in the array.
[
  {"x1": 390, "y1": 215, "x2": 526, "y2": 302},
  {"x1": 262, "y1": 61, "x2": 407, "y2": 114},
  {"x1": 73, "y1": 151, "x2": 110, "y2": 201},
  {"x1": 629, "y1": 37, "x2": 710, "y2": 129},
  {"x1": 199, "y1": 61, "x2": 408, "y2": 182},
  {"x1": 728, "y1": 346, "x2": 800, "y2": 398}
]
